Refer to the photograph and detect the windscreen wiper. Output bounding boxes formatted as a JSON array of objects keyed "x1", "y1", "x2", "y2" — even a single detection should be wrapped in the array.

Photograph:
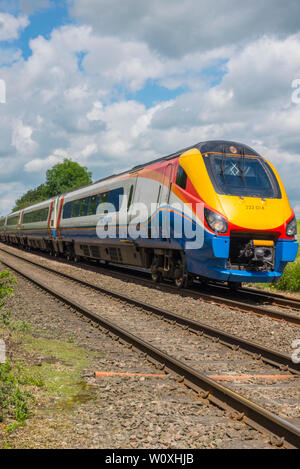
[
  {"x1": 238, "y1": 148, "x2": 247, "y2": 187},
  {"x1": 220, "y1": 145, "x2": 226, "y2": 185}
]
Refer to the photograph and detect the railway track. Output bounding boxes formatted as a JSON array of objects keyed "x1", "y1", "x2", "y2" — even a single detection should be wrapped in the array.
[
  {"x1": 1, "y1": 243, "x2": 299, "y2": 326},
  {"x1": 0, "y1": 247, "x2": 299, "y2": 449}
]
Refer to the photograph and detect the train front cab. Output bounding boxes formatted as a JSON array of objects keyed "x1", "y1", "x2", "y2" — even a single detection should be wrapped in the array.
[{"x1": 178, "y1": 146, "x2": 298, "y2": 284}]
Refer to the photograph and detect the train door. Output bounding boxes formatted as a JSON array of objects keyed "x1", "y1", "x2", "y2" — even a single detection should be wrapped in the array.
[
  {"x1": 56, "y1": 197, "x2": 64, "y2": 239},
  {"x1": 18, "y1": 211, "x2": 23, "y2": 237},
  {"x1": 159, "y1": 164, "x2": 174, "y2": 206},
  {"x1": 129, "y1": 172, "x2": 161, "y2": 232},
  {"x1": 158, "y1": 163, "x2": 174, "y2": 239},
  {"x1": 47, "y1": 200, "x2": 57, "y2": 238}
]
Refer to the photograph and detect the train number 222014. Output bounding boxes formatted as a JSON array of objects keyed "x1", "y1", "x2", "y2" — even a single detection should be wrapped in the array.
[{"x1": 245, "y1": 205, "x2": 265, "y2": 210}]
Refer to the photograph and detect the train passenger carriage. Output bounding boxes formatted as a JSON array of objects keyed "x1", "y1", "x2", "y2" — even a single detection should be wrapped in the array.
[
  {"x1": 5, "y1": 211, "x2": 22, "y2": 245},
  {"x1": 2, "y1": 140, "x2": 298, "y2": 288},
  {"x1": 54, "y1": 176, "x2": 135, "y2": 263},
  {"x1": 0, "y1": 217, "x2": 6, "y2": 242},
  {"x1": 20, "y1": 198, "x2": 58, "y2": 251}
]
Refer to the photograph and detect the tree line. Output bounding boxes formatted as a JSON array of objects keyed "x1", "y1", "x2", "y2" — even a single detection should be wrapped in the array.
[{"x1": 13, "y1": 159, "x2": 92, "y2": 212}]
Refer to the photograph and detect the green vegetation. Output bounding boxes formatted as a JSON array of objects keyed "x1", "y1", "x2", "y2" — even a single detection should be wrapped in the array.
[
  {"x1": 0, "y1": 323, "x2": 96, "y2": 443},
  {"x1": 0, "y1": 269, "x2": 17, "y2": 325},
  {"x1": 0, "y1": 266, "x2": 32, "y2": 432},
  {"x1": 45, "y1": 158, "x2": 92, "y2": 199},
  {"x1": 0, "y1": 261, "x2": 97, "y2": 443},
  {"x1": 13, "y1": 159, "x2": 93, "y2": 212},
  {"x1": 12, "y1": 184, "x2": 48, "y2": 213},
  {"x1": 0, "y1": 361, "x2": 34, "y2": 432},
  {"x1": 22, "y1": 334, "x2": 94, "y2": 405}
]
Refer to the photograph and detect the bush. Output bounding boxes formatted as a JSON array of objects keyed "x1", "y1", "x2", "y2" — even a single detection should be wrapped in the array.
[
  {"x1": 0, "y1": 268, "x2": 17, "y2": 326},
  {"x1": 0, "y1": 362, "x2": 32, "y2": 426},
  {"x1": 275, "y1": 259, "x2": 300, "y2": 292}
]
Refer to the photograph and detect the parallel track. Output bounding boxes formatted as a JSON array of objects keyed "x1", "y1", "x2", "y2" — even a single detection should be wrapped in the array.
[
  {"x1": 2, "y1": 244, "x2": 299, "y2": 324},
  {"x1": 0, "y1": 248, "x2": 299, "y2": 449}
]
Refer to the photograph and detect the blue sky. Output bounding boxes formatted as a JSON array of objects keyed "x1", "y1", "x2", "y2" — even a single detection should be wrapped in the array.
[
  {"x1": 14, "y1": 2, "x2": 71, "y2": 59},
  {"x1": 0, "y1": 0, "x2": 299, "y2": 215}
]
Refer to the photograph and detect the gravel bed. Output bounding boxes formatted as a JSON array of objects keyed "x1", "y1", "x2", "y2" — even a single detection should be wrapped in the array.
[
  {"x1": 0, "y1": 268, "x2": 273, "y2": 449},
  {"x1": 1, "y1": 245, "x2": 299, "y2": 356},
  {"x1": 1, "y1": 249, "x2": 299, "y2": 423}
]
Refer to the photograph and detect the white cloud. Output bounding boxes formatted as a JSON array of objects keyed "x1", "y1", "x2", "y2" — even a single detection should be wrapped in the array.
[
  {"x1": 11, "y1": 119, "x2": 37, "y2": 155},
  {"x1": 69, "y1": 0, "x2": 300, "y2": 58},
  {"x1": 81, "y1": 143, "x2": 98, "y2": 159},
  {"x1": 0, "y1": 10, "x2": 299, "y2": 213},
  {"x1": 0, "y1": 13, "x2": 28, "y2": 41},
  {"x1": 19, "y1": 0, "x2": 50, "y2": 14},
  {"x1": 0, "y1": 182, "x2": 27, "y2": 213},
  {"x1": 24, "y1": 149, "x2": 68, "y2": 173}
]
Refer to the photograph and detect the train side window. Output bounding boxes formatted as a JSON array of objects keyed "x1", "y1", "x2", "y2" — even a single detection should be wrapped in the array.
[
  {"x1": 99, "y1": 191, "x2": 109, "y2": 205},
  {"x1": 72, "y1": 199, "x2": 80, "y2": 218},
  {"x1": 108, "y1": 188, "x2": 124, "y2": 212},
  {"x1": 79, "y1": 197, "x2": 88, "y2": 217},
  {"x1": 176, "y1": 166, "x2": 187, "y2": 190},
  {"x1": 88, "y1": 195, "x2": 98, "y2": 215},
  {"x1": 127, "y1": 185, "x2": 134, "y2": 210},
  {"x1": 23, "y1": 207, "x2": 50, "y2": 223},
  {"x1": 97, "y1": 192, "x2": 109, "y2": 214},
  {"x1": 63, "y1": 201, "x2": 73, "y2": 219}
]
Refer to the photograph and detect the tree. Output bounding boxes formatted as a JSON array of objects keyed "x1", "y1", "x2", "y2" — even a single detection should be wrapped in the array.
[
  {"x1": 13, "y1": 184, "x2": 48, "y2": 212},
  {"x1": 12, "y1": 159, "x2": 93, "y2": 212},
  {"x1": 45, "y1": 159, "x2": 92, "y2": 197}
]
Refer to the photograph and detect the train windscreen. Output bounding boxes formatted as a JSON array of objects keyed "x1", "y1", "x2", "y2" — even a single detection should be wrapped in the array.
[{"x1": 203, "y1": 155, "x2": 281, "y2": 198}]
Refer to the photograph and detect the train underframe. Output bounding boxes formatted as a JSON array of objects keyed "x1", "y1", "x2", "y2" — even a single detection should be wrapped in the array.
[{"x1": 1, "y1": 230, "x2": 297, "y2": 289}]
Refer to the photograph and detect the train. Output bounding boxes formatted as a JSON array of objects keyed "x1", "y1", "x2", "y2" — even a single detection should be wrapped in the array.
[{"x1": 0, "y1": 140, "x2": 298, "y2": 288}]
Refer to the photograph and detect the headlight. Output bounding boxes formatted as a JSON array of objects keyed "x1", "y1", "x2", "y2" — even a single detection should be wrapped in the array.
[
  {"x1": 286, "y1": 216, "x2": 297, "y2": 237},
  {"x1": 204, "y1": 208, "x2": 228, "y2": 233}
]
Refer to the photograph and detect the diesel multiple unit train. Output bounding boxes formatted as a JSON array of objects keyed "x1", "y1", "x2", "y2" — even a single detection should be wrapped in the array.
[{"x1": 0, "y1": 140, "x2": 298, "y2": 288}]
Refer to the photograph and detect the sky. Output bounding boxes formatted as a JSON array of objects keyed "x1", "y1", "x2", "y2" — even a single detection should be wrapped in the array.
[{"x1": 0, "y1": 0, "x2": 299, "y2": 216}]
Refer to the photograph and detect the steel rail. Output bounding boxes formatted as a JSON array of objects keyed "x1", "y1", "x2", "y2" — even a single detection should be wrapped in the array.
[
  {"x1": 0, "y1": 250, "x2": 299, "y2": 375},
  {"x1": 1, "y1": 244, "x2": 299, "y2": 323},
  {"x1": 202, "y1": 280, "x2": 300, "y2": 310},
  {"x1": 1, "y1": 255, "x2": 299, "y2": 449}
]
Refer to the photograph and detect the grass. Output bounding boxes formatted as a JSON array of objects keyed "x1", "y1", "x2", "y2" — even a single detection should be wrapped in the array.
[
  {"x1": 0, "y1": 361, "x2": 34, "y2": 432},
  {"x1": 273, "y1": 219, "x2": 300, "y2": 293},
  {"x1": 0, "y1": 323, "x2": 98, "y2": 446},
  {"x1": 249, "y1": 220, "x2": 300, "y2": 294},
  {"x1": 21, "y1": 333, "x2": 95, "y2": 404},
  {"x1": 254, "y1": 219, "x2": 300, "y2": 294},
  {"x1": 0, "y1": 263, "x2": 99, "y2": 447}
]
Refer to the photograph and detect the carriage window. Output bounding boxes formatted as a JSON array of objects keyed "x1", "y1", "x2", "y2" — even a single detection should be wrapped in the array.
[
  {"x1": 88, "y1": 195, "x2": 99, "y2": 215},
  {"x1": 63, "y1": 188, "x2": 125, "y2": 218},
  {"x1": 63, "y1": 202, "x2": 73, "y2": 219},
  {"x1": 23, "y1": 208, "x2": 49, "y2": 224},
  {"x1": 99, "y1": 192, "x2": 109, "y2": 205},
  {"x1": 7, "y1": 215, "x2": 19, "y2": 226},
  {"x1": 71, "y1": 199, "x2": 80, "y2": 218},
  {"x1": 79, "y1": 197, "x2": 89, "y2": 217},
  {"x1": 176, "y1": 166, "x2": 187, "y2": 190},
  {"x1": 108, "y1": 188, "x2": 124, "y2": 212}
]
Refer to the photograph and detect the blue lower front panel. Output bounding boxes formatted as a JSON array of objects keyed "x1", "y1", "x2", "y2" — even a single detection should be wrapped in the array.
[{"x1": 186, "y1": 232, "x2": 299, "y2": 284}]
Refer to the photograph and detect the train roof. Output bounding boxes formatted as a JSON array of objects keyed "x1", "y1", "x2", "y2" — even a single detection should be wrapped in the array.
[
  {"x1": 5, "y1": 140, "x2": 260, "y2": 216},
  {"x1": 22, "y1": 198, "x2": 55, "y2": 212},
  {"x1": 60, "y1": 140, "x2": 260, "y2": 198}
]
